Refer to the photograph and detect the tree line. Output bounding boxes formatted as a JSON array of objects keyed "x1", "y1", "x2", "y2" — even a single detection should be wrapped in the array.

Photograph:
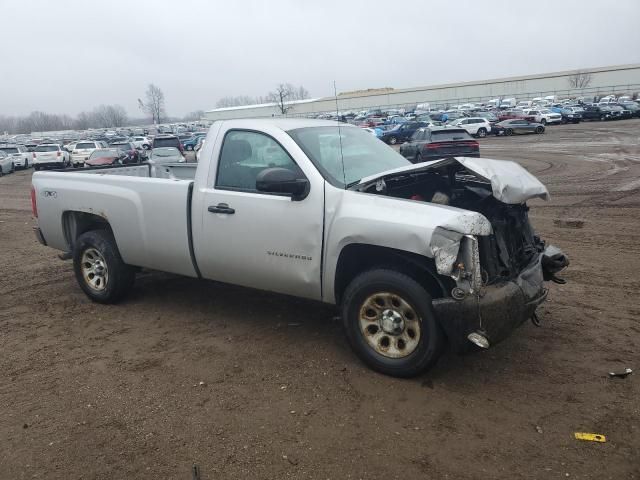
[{"x1": 216, "y1": 83, "x2": 309, "y2": 113}]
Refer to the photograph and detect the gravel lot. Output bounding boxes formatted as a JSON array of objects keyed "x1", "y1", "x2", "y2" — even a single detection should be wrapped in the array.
[{"x1": 1, "y1": 121, "x2": 639, "y2": 479}]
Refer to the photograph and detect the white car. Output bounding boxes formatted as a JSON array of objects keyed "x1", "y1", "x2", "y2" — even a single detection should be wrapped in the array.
[
  {"x1": 0, "y1": 150, "x2": 16, "y2": 175},
  {"x1": 32, "y1": 144, "x2": 70, "y2": 171},
  {"x1": 71, "y1": 141, "x2": 102, "y2": 167},
  {"x1": 450, "y1": 117, "x2": 492, "y2": 137},
  {"x1": 0, "y1": 145, "x2": 31, "y2": 169},
  {"x1": 523, "y1": 109, "x2": 562, "y2": 125},
  {"x1": 131, "y1": 136, "x2": 151, "y2": 150}
]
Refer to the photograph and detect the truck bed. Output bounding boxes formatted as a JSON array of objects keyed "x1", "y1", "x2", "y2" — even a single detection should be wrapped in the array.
[
  {"x1": 74, "y1": 162, "x2": 198, "y2": 181},
  {"x1": 32, "y1": 165, "x2": 199, "y2": 278}
]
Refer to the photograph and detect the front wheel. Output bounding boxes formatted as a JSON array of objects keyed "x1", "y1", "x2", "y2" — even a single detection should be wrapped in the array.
[
  {"x1": 73, "y1": 230, "x2": 135, "y2": 304},
  {"x1": 504, "y1": 128, "x2": 513, "y2": 136},
  {"x1": 341, "y1": 269, "x2": 444, "y2": 377},
  {"x1": 540, "y1": 118, "x2": 547, "y2": 125},
  {"x1": 535, "y1": 126, "x2": 544, "y2": 134},
  {"x1": 388, "y1": 136, "x2": 398, "y2": 145}
]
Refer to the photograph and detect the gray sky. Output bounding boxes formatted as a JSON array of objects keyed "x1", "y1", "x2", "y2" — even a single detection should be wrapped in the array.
[{"x1": 2, "y1": 0, "x2": 639, "y2": 117}]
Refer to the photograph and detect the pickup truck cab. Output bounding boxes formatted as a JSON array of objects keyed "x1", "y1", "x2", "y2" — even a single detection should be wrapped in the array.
[{"x1": 32, "y1": 119, "x2": 568, "y2": 377}]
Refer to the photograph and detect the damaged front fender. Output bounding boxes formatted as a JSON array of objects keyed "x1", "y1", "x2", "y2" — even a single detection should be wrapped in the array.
[{"x1": 430, "y1": 227, "x2": 483, "y2": 296}]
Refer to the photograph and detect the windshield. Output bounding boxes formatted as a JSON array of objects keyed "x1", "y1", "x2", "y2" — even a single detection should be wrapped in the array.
[
  {"x1": 0, "y1": 147, "x2": 19, "y2": 154},
  {"x1": 288, "y1": 126, "x2": 409, "y2": 187},
  {"x1": 76, "y1": 142, "x2": 96, "y2": 149},
  {"x1": 35, "y1": 145, "x2": 59, "y2": 152},
  {"x1": 154, "y1": 137, "x2": 180, "y2": 148},
  {"x1": 431, "y1": 129, "x2": 474, "y2": 141}
]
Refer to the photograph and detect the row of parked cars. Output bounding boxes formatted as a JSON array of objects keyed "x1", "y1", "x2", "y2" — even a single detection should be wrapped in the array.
[
  {"x1": 0, "y1": 132, "x2": 208, "y2": 175},
  {"x1": 354, "y1": 97, "x2": 640, "y2": 146}
]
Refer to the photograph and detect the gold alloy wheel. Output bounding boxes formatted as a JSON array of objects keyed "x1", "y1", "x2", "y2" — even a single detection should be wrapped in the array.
[
  {"x1": 81, "y1": 248, "x2": 109, "y2": 291},
  {"x1": 358, "y1": 292, "x2": 421, "y2": 358}
]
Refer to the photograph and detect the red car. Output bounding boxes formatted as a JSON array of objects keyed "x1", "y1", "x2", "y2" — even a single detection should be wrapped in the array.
[{"x1": 84, "y1": 148, "x2": 127, "y2": 167}]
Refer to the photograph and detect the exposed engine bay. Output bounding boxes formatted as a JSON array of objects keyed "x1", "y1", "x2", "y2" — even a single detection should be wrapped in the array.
[{"x1": 352, "y1": 157, "x2": 569, "y2": 290}]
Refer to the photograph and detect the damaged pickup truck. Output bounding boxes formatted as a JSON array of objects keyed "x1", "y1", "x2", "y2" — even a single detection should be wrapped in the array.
[{"x1": 31, "y1": 119, "x2": 568, "y2": 377}]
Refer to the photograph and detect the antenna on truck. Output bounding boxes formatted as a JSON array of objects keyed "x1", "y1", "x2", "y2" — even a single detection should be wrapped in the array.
[{"x1": 334, "y1": 80, "x2": 346, "y2": 188}]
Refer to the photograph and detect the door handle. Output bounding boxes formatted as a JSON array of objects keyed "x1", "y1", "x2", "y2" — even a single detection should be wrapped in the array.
[{"x1": 208, "y1": 203, "x2": 235, "y2": 214}]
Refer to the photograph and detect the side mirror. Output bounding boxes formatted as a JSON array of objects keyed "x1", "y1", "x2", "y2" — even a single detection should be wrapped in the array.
[{"x1": 256, "y1": 167, "x2": 309, "y2": 201}]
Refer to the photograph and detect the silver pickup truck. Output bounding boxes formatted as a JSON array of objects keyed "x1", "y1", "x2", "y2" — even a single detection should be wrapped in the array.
[{"x1": 31, "y1": 119, "x2": 568, "y2": 377}]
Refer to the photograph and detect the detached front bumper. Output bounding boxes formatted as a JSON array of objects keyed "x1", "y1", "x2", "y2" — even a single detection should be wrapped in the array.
[{"x1": 432, "y1": 249, "x2": 558, "y2": 353}]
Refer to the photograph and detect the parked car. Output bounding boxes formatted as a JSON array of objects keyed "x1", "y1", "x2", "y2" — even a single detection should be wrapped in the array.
[
  {"x1": 152, "y1": 134, "x2": 184, "y2": 153},
  {"x1": 559, "y1": 108, "x2": 582, "y2": 124},
  {"x1": 110, "y1": 142, "x2": 140, "y2": 163},
  {"x1": 619, "y1": 102, "x2": 640, "y2": 117},
  {"x1": 581, "y1": 105, "x2": 612, "y2": 121},
  {"x1": 523, "y1": 109, "x2": 562, "y2": 125},
  {"x1": 399, "y1": 127, "x2": 479, "y2": 163},
  {"x1": 71, "y1": 141, "x2": 102, "y2": 167},
  {"x1": 84, "y1": 148, "x2": 128, "y2": 167},
  {"x1": 182, "y1": 133, "x2": 207, "y2": 151},
  {"x1": 0, "y1": 150, "x2": 15, "y2": 175},
  {"x1": 32, "y1": 144, "x2": 70, "y2": 170},
  {"x1": 379, "y1": 122, "x2": 429, "y2": 145},
  {"x1": 448, "y1": 117, "x2": 492, "y2": 138},
  {"x1": 0, "y1": 145, "x2": 31, "y2": 169},
  {"x1": 31, "y1": 119, "x2": 568, "y2": 378},
  {"x1": 609, "y1": 105, "x2": 633, "y2": 119},
  {"x1": 131, "y1": 136, "x2": 151, "y2": 150},
  {"x1": 494, "y1": 119, "x2": 545, "y2": 136},
  {"x1": 149, "y1": 147, "x2": 186, "y2": 164}
]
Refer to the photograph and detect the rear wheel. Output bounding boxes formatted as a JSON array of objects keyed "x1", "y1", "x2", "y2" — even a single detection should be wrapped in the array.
[
  {"x1": 342, "y1": 269, "x2": 444, "y2": 377},
  {"x1": 388, "y1": 136, "x2": 398, "y2": 145},
  {"x1": 505, "y1": 128, "x2": 513, "y2": 136},
  {"x1": 476, "y1": 127, "x2": 487, "y2": 138},
  {"x1": 73, "y1": 230, "x2": 135, "y2": 304}
]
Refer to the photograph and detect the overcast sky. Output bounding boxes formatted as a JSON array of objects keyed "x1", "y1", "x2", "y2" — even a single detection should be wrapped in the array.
[{"x1": 2, "y1": 0, "x2": 639, "y2": 117}]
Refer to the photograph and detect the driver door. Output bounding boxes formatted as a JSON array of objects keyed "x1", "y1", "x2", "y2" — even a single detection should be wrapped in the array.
[{"x1": 195, "y1": 129, "x2": 324, "y2": 300}]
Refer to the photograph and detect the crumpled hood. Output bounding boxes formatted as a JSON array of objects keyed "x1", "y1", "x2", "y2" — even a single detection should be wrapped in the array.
[{"x1": 355, "y1": 156, "x2": 550, "y2": 204}]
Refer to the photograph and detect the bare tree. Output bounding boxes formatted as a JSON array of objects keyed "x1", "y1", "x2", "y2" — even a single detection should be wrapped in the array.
[
  {"x1": 215, "y1": 96, "x2": 258, "y2": 108},
  {"x1": 138, "y1": 84, "x2": 166, "y2": 124},
  {"x1": 567, "y1": 71, "x2": 593, "y2": 89},
  {"x1": 268, "y1": 84, "x2": 294, "y2": 114},
  {"x1": 183, "y1": 110, "x2": 205, "y2": 121}
]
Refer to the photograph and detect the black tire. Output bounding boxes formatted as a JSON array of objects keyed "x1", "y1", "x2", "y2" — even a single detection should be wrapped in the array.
[
  {"x1": 34, "y1": 165, "x2": 40, "y2": 171},
  {"x1": 388, "y1": 136, "x2": 398, "y2": 145},
  {"x1": 600, "y1": 115, "x2": 605, "y2": 121},
  {"x1": 540, "y1": 118, "x2": 547, "y2": 125},
  {"x1": 414, "y1": 153, "x2": 424, "y2": 164},
  {"x1": 73, "y1": 230, "x2": 135, "y2": 304},
  {"x1": 476, "y1": 127, "x2": 487, "y2": 138},
  {"x1": 505, "y1": 128, "x2": 513, "y2": 136},
  {"x1": 10, "y1": 163, "x2": 15, "y2": 173},
  {"x1": 341, "y1": 269, "x2": 444, "y2": 378},
  {"x1": 535, "y1": 126, "x2": 544, "y2": 134}
]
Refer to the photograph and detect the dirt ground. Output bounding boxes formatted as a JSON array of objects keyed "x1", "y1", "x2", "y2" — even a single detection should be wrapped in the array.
[{"x1": 1, "y1": 121, "x2": 639, "y2": 479}]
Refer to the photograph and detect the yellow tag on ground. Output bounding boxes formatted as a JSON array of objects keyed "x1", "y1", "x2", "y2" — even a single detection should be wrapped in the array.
[{"x1": 574, "y1": 432, "x2": 606, "y2": 443}]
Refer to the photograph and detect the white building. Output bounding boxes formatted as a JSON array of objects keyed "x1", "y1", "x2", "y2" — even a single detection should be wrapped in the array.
[{"x1": 204, "y1": 64, "x2": 640, "y2": 121}]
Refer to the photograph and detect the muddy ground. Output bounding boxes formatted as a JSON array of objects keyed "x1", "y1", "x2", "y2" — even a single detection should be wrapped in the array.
[{"x1": 1, "y1": 120, "x2": 639, "y2": 479}]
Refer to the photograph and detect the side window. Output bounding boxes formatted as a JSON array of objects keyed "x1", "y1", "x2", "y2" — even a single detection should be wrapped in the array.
[{"x1": 216, "y1": 130, "x2": 300, "y2": 191}]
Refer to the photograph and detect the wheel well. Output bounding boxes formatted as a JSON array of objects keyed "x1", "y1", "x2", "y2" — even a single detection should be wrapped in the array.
[
  {"x1": 334, "y1": 244, "x2": 450, "y2": 304},
  {"x1": 62, "y1": 211, "x2": 112, "y2": 251}
]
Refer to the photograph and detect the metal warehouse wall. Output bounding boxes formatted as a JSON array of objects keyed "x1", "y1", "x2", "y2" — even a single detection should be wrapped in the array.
[{"x1": 204, "y1": 64, "x2": 640, "y2": 120}]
